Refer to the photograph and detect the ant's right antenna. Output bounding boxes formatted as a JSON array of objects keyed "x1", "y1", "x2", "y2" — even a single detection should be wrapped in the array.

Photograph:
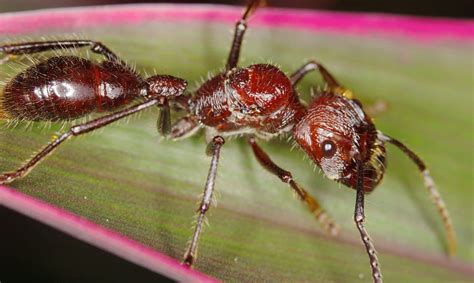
[{"x1": 378, "y1": 132, "x2": 457, "y2": 256}]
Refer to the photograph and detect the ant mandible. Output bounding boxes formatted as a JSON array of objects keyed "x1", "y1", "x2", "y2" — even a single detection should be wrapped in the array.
[{"x1": 0, "y1": 1, "x2": 456, "y2": 282}]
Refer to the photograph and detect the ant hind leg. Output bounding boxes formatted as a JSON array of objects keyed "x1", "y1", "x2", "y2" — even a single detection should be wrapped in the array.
[
  {"x1": 0, "y1": 99, "x2": 160, "y2": 185},
  {"x1": 0, "y1": 40, "x2": 126, "y2": 66}
]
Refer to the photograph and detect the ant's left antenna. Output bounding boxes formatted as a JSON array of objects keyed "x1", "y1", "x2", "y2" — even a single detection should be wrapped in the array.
[{"x1": 378, "y1": 132, "x2": 457, "y2": 256}]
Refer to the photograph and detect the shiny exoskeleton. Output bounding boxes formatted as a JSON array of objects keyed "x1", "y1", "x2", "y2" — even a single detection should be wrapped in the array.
[
  {"x1": 3, "y1": 56, "x2": 141, "y2": 120},
  {"x1": 0, "y1": 1, "x2": 456, "y2": 282},
  {"x1": 0, "y1": 40, "x2": 187, "y2": 182},
  {"x1": 190, "y1": 64, "x2": 306, "y2": 137}
]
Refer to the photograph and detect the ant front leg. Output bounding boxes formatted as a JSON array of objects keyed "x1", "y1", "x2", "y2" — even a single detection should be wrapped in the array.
[
  {"x1": 354, "y1": 161, "x2": 382, "y2": 283},
  {"x1": 225, "y1": 0, "x2": 265, "y2": 71},
  {"x1": 291, "y1": 60, "x2": 389, "y2": 116},
  {"x1": 0, "y1": 99, "x2": 159, "y2": 185},
  {"x1": 290, "y1": 60, "x2": 354, "y2": 99},
  {"x1": 248, "y1": 137, "x2": 339, "y2": 235},
  {"x1": 183, "y1": 136, "x2": 225, "y2": 267},
  {"x1": 0, "y1": 40, "x2": 125, "y2": 66}
]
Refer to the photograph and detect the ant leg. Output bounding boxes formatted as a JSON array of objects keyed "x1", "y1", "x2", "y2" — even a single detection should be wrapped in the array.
[
  {"x1": 183, "y1": 136, "x2": 225, "y2": 266},
  {"x1": 354, "y1": 160, "x2": 382, "y2": 283},
  {"x1": 290, "y1": 60, "x2": 339, "y2": 87},
  {"x1": 290, "y1": 60, "x2": 387, "y2": 116},
  {"x1": 160, "y1": 95, "x2": 194, "y2": 137},
  {"x1": 290, "y1": 60, "x2": 354, "y2": 98},
  {"x1": 157, "y1": 102, "x2": 171, "y2": 135},
  {"x1": 169, "y1": 115, "x2": 200, "y2": 140},
  {"x1": 0, "y1": 99, "x2": 160, "y2": 185},
  {"x1": 225, "y1": 0, "x2": 265, "y2": 71},
  {"x1": 248, "y1": 137, "x2": 339, "y2": 235},
  {"x1": 0, "y1": 40, "x2": 125, "y2": 65},
  {"x1": 378, "y1": 132, "x2": 456, "y2": 256}
]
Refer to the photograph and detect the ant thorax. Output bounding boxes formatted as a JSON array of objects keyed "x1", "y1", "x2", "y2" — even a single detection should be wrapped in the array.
[
  {"x1": 293, "y1": 92, "x2": 386, "y2": 192},
  {"x1": 191, "y1": 64, "x2": 305, "y2": 139}
]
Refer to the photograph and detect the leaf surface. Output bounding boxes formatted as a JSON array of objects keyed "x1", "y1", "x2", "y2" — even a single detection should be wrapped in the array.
[{"x1": 0, "y1": 5, "x2": 473, "y2": 282}]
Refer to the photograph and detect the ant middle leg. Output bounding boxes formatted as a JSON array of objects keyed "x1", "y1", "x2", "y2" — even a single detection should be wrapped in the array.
[
  {"x1": 225, "y1": 0, "x2": 266, "y2": 71},
  {"x1": 0, "y1": 99, "x2": 160, "y2": 185},
  {"x1": 0, "y1": 40, "x2": 124, "y2": 65},
  {"x1": 183, "y1": 136, "x2": 225, "y2": 266},
  {"x1": 248, "y1": 137, "x2": 339, "y2": 235}
]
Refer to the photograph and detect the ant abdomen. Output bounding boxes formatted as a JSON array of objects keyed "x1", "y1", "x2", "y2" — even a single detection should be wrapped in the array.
[{"x1": 1, "y1": 56, "x2": 142, "y2": 121}]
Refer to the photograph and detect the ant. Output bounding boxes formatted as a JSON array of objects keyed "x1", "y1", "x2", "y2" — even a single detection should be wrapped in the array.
[{"x1": 0, "y1": 1, "x2": 456, "y2": 282}]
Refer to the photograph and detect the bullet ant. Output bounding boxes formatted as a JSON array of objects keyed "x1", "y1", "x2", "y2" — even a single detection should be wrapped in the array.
[{"x1": 0, "y1": 1, "x2": 456, "y2": 282}]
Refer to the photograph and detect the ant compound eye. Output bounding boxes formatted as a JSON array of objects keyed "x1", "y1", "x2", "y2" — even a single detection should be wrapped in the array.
[{"x1": 321, "y1": 140, "x2": 337, "y2": 158}]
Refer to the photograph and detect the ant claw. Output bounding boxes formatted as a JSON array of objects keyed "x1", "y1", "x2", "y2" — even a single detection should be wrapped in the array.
[
  {"x1": 0, "y1": 172, "x2": 18, "y2": 185},
  {"x1": 182, "y1": 254, "x2": 194, "y2": 268}
]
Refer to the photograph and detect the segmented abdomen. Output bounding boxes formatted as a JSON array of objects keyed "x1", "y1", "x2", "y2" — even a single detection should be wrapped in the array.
[{"x1": 1, "y1": 56, "x2": 141, "y2": 121}]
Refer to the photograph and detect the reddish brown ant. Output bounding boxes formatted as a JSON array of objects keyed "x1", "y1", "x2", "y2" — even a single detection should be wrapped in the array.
[
  {"x1": 0, "y1": 1, "x2": 456, "y2": 282},
  {"x1": 0, "y1": 41, "x2": 187, "y2": 174}
]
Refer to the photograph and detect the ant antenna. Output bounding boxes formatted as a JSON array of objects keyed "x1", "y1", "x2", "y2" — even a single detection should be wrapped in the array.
[
  {"x1": 355, "y1": 160, "x2": 382, "y2": 283},
  {"x1": 378, "y1": 132, "x2": 457, "y2": 256}
]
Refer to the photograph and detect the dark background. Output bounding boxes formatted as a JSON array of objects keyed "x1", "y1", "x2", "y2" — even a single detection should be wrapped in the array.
[
  {"x1": 0, "y1": 0, "x2": 473, "y2": 18},
  {"x1": 0, "y1": 206, "x2": 172, "y2": 282}
]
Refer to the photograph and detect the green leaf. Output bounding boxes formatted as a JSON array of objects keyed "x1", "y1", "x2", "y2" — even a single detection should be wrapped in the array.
[{"x1": 1, "y1": 6, "x2": 472, "y2": 282}]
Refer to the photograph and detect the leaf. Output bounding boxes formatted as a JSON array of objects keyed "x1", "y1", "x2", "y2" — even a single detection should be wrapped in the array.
[{"x1": 1, "y1": 5, "x2": 473, "y2": 282}]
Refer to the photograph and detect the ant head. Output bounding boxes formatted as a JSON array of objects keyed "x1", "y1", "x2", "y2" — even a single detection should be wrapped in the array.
[
  {"x1": 293, "y1": 92, "x2": 386, "y2": 191},
  {"x1": 143, "y1": 75, "x2": 187, "y2": 101}
]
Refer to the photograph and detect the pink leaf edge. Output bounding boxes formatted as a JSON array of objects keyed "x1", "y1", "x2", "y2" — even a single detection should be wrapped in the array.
[
  {"x1": 0, "y1": 4, "x2": 473, "y2": 41},
  {"x1": 0, "y1": 185, "x2": 218, "y2": 283}
]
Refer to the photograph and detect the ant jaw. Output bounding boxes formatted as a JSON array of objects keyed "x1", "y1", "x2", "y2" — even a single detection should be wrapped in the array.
[{"x1": 319, "y1": 162, "x2": 345, "y2": 181}]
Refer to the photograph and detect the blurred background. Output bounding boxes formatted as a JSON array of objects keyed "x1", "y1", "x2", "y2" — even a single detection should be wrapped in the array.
[{"x1": 0, "y1": 0, "x2": 473, "y2": 18}]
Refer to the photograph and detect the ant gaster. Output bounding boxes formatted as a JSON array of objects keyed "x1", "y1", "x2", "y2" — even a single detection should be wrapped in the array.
[{"x1": 0, "y1": 1, "x2": 456, "y2": 282}]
